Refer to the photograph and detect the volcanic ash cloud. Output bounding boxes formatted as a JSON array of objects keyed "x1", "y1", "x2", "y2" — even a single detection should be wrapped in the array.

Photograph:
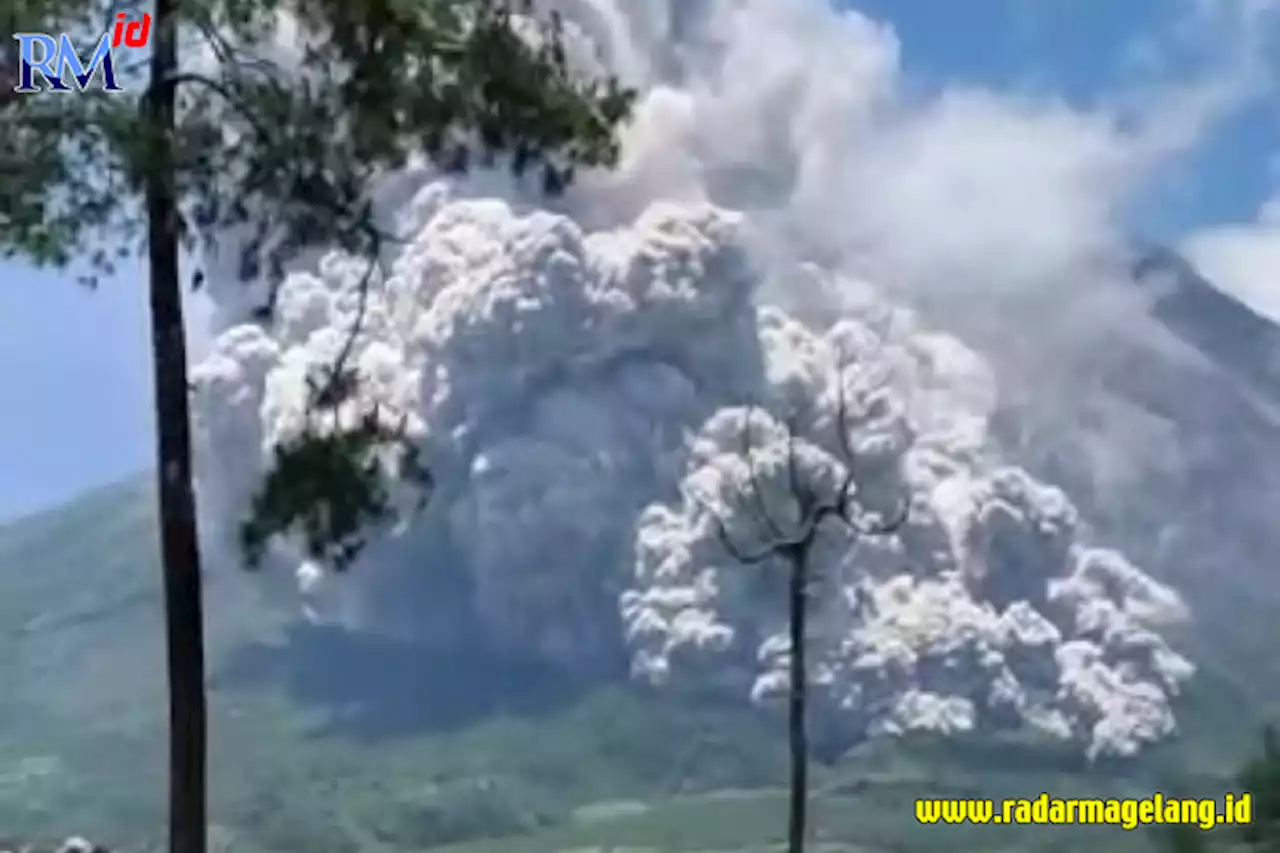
[{"x1": 191, "y1": 177, "x2": 1192, "y2": 758}]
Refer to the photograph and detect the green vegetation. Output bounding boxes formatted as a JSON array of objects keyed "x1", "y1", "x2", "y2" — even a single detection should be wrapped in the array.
[
  {"x1": 4, "y1": 2, "x2": 635, "y2": 848},
  {"x1": 0, "y1": 477, "x2": 1269, "y2": 853}
]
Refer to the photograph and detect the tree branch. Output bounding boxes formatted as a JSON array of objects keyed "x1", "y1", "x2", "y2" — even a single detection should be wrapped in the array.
[
  {"x1": 741, "y1": 406, "x2": 790, "y2": 542},
  {"x1": 688, "y1": 486, "x2": 778, "y2": 565},
  {"x1": 711, "y1": 363, "x2": 910, "y2": 572},
  {"x1": 846, "y1": 490, "x2": 910, "y2": 536},
  {"x1": 154, "y1": 66, "x2": 409, "y2": 414}
]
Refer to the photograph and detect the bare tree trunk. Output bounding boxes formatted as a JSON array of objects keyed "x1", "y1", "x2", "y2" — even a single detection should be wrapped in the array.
[
  {"x1": 144, "y1": 1, "x2": 207, "y2": 851},
  {"x1": 787, "y1": 548, "x2": 808, "y2": 853}
]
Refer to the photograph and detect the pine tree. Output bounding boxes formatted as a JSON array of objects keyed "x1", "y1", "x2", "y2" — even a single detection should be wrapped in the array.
[{"x1": 0, "y1": 3, "x2": 634, "y2": 853}]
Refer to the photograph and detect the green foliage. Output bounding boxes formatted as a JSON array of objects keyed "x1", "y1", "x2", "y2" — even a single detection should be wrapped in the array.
[
  {"x1": 6, "y1": 480, "x2": 1263, "y2": 853},
  {"x1": 0, "y1": 676, "x2": 795, "y2": 853},
  {"x1": 238, "y1": 391, "x2": 432, "y2": 570},
  {"x1": 1150, "y1": 775, "x2": 1213, "y2": 853},
  {"x1": 1162, "y1": 822, "x2": 1211, "y2": 853},
  {"x1": 0, "y1": 0, "x2": 635, "y2": 569},
  {"x1": 1239, "y1": 725, "x2": 1280, "y2": 852},
  {"x1": 5, "y1": 0, "x2": 636, "y2": 280}
]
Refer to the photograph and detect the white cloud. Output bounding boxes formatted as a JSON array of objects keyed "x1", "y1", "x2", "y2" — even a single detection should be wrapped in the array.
[
  {"x1": 1182, "y1": 193, "x2": 1280, "y2": 320},
  {"x1": 1170, "y1": 0, "x2": 1280, "y2": 323},
  {"x1": 185, "y1": 0, "x2": 1277, "y2": 756}
]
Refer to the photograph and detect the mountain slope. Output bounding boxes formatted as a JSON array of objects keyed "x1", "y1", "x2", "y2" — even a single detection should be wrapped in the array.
[
  {"x1": 0, "y1": 248, "x2": 1273, "y2": 851},
  {"x1": 1134, "y1": 247, "x2": 1280, "y2": 400},
  {"x1": 987, "y1": 248, "x2": 1280, "y2": 745},
  {"x1": 0, "y1": 475, "x2": 1228, "y2": 853},
  {"x1": 0, "y1": 477, "x2": 291, "y2": 736}
]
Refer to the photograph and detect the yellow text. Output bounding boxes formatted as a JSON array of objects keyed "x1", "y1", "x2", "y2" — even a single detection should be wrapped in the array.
[{"x1": 914, "y1": 793, "x2": 1253, "y2": 831}]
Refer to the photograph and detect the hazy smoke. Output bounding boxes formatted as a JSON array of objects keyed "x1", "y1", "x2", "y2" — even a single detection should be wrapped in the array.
[
  {"x1": 621, "y1": 312, "x2": 1190, "y2": 758},
  {"x1": 186, "y1": 0, "x2": 1274, "y2": 755}
]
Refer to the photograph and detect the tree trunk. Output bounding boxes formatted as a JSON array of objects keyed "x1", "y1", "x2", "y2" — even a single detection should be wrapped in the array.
[
  {"x1": 144, "y1": 1, "x2": 207, "y2": 852},
  {"x1": 787, "y1": 549, "x2": 808, "y2": 853}
]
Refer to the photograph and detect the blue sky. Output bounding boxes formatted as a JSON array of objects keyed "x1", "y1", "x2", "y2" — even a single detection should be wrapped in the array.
[
  {"x1": 0, "y1": 257, "x2": 152, "y2": 517},
  {"x1": 0, "y1": 0, "x2": 1276, "y2": 521},
  {"x1": 847, "y1": 0, "x2": 1278, "y2": 233}
]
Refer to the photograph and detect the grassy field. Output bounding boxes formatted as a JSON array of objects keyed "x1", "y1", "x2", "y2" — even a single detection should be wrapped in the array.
[{"x1": 0, "y1": 477, "x2": 1263, "y2": 853}]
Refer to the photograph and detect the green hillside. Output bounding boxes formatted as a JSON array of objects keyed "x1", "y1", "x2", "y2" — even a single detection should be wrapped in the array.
[
  {"x1": 0, "y1": 478, "x2": 290, "y2": 736},
  {"x1": 0, "y1": 476, "x2": 1262, "y2": 853}
]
